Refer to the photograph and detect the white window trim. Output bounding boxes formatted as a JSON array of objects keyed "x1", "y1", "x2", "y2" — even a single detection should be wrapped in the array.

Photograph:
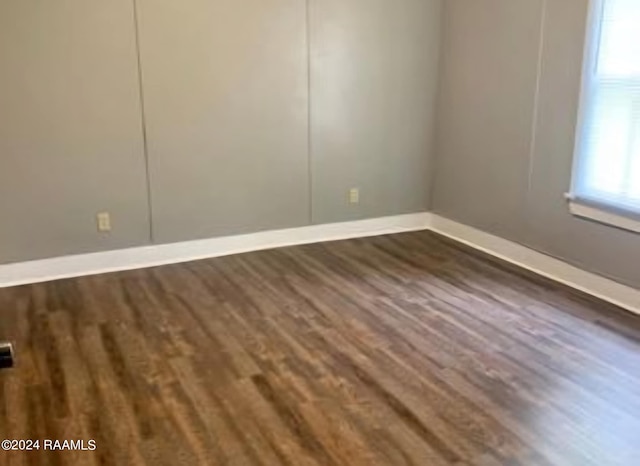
[
  {"x1": 567, "y1": 0, "x2": 640, "y2": 234},
  {"x1": 568, "y1": 197, "x2": 640, "y2": 234}
]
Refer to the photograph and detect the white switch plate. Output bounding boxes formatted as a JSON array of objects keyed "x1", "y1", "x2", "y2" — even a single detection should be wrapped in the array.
[
  {"x1": 349, "y1": 188, "x2": 360, "y2": 204},
  {"x1": 97, "y1": 212, "x2": 111, "y2": 232}
]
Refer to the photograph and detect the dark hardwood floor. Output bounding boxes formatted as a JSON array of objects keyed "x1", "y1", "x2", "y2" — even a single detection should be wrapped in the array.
[{"x1": 1, "y1": 231, "x2": 640, "y2": 466}]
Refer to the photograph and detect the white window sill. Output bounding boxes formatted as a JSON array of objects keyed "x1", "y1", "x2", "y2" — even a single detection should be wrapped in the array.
[{"x1": 568, "y1": 199, "x2": 640, "y2": 235}]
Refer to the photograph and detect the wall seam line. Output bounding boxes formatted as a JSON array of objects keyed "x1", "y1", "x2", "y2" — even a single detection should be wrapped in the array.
[
  {"x1": 132, "y1": 0, "x2": 155, "y2": 243},
  {"x1": 306, "y1": 0, "x2": 314, "y2": 225},
  {"x1": 427, "y1": 0, "x2": 447, "y2": 211},
  {"x1": 526, "y1": 0, "x2": 548, "y2": 200}
]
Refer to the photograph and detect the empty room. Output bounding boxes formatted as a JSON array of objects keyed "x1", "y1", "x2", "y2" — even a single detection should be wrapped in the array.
[{"x1": 1, "y1": 0, "x2": 640, "y2": 465}]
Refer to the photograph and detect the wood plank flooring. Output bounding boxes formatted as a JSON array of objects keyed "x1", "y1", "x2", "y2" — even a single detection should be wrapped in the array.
[{"x1": 1, "y1": 231, "x2": 640, "y2": 466}]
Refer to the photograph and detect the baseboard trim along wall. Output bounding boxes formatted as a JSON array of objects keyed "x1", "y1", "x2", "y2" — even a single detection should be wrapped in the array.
[
  {"x1": 1, "y1": 212, "x2": 639, "y2": 317},
  {"x1": 429, "y1": 214, "x2": 640, "y2": 316},
  {"x1": 0, "y1": 213, "x2": 431, "y2": 288}
]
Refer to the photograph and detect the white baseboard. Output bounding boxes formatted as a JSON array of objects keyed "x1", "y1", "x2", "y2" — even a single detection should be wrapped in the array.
[
  {"x1": 0, "y1": 213, "x2": 431, "y2": 288},
  {"x1": 429, "y1": 214, "x2": 640, "y2": 316},
  {"x1": 2, "y1": 211, "x2": 639, "y2": 317}
]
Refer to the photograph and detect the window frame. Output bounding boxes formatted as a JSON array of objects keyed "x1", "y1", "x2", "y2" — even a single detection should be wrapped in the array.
[{"x1": 568, "y1": 0, "x2": 640, "y2": 232}]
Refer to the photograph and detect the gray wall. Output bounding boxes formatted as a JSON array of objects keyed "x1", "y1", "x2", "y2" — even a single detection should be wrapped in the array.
[
  {"x1": 432, "y1": 0, "x2": 640, "y2": 288},
  {"x1": 310, "y1": 0, "x2": 441, "y2": 223},
  {"x1": 0, "y1": 0, "x2": 151, "y2": 264},
  {"x1": 0, "y1": 0, "x2": 441, "y2": 263},
  {"x1": 136, "y1": 0, "x2": 310, "y2": 243}
]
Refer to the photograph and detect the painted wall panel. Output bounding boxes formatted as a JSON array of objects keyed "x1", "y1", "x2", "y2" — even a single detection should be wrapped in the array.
[
  {"x1": 432, "y1": 0, "x2": 544, "y2": 241},
  {"x1": 0, "y1": 0, "x2": 443, "y2": 268},
  {"x1": 527, "y1": 0, "x2": 640, "y2": 285},
  {"x1": 0, "y1": 0, "x2": 150, "y2": 264},
  {"x1": 433, "y1": 0, "x2": 640, "y2": 287},
  {"x1": 310, "y1": 0, "x2": 442, "y2": 224},
  {"x1": 136, "y1": 0, "x2": 310, "y2": 243}
]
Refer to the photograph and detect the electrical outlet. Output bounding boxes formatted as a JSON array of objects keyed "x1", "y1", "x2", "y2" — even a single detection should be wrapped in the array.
[
  {"x1": 97, "y1": 212, "x2": 111, "y2": 232},
  {"x1": 349, "y1": 188, "x2": 360, "y2": 204}
]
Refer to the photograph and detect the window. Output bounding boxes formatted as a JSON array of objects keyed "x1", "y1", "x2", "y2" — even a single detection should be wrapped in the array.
[{"x1": 571, "y1": 0, "x2": 640, "y2": 219}]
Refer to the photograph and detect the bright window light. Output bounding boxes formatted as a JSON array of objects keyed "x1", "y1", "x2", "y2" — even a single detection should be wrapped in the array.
[{"x1": 572, "y1": 0, "x2": 640, "y2": 215}]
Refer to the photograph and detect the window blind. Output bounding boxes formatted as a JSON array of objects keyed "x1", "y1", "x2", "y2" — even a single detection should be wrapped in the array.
[{"x1": 573, "y1": 0, "x2": 640, "y2": 216}]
